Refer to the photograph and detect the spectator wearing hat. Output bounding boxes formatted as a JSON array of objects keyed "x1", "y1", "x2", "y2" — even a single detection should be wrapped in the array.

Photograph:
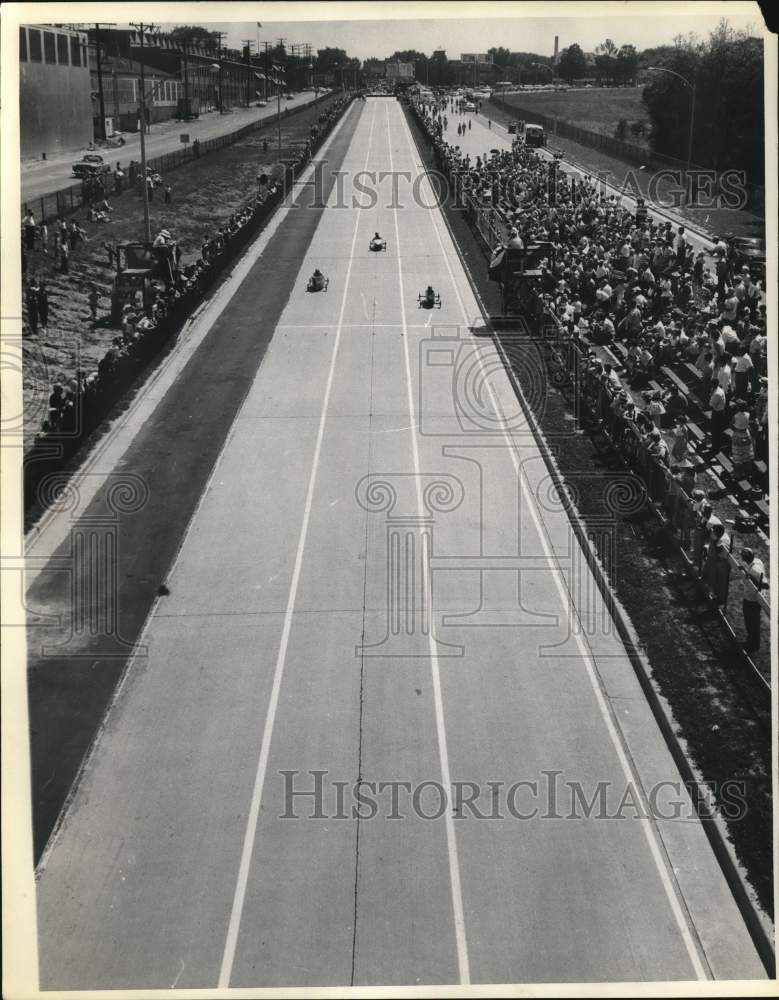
[{"x1": 740, "y1": 547, "x2": 766, "y2": 654}]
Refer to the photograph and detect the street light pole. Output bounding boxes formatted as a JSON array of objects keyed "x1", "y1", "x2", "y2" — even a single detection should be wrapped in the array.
[{"x1": 648, "y1": 65, "x2": 696, "y2": 181}]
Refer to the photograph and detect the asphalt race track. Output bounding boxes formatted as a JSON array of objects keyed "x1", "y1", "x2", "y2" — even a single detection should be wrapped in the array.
[{"x1": 33, "y1": 98, "x2": 766, "y2": 989}]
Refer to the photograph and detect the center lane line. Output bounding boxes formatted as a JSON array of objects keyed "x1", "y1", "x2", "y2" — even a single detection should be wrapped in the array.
[
  {"x1": 384, "y1": 102, "x2": 471, "y2": 986},
  {"x1": 217, "y1": 101, "x2": 378, "y2": 989}
]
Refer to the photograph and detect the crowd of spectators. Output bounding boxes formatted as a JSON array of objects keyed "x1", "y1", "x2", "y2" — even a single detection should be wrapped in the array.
[{"x1": 414, "y1": 95, "x2": 770, "y2": 654}]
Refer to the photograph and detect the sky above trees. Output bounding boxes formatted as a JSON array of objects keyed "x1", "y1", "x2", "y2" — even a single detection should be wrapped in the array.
[{"x1": 158, "y1": 6, "x2": 763, "y2": 63}]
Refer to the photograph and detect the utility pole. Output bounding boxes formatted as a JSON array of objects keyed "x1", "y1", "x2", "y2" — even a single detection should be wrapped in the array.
[
  {"x1": 213, "y1": 31, "x2": 227, "y2": 112},
  {"x1": 94, "y1": 23, "x2": 107, "y2": 139},
  {"x1": 129, "y1": 21, "x2": 156, "y2": 244},
  {"x1": 182, "y1": 46, "x2": 189, "y2": 117},
  {"x1": 242, "y1": 39, "x2": 254, "y2": 107},
  {"x1": 276, "y1": 60, "x2": 284, "y2": 156},
  {"x1": 260, "y1": 40, "x2": 272, "y2": 102}
]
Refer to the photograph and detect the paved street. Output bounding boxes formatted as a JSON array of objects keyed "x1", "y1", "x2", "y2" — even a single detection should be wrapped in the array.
[
  {"x1": 21, "y1": 91, "x2": 323, "y2": 202},
  {"x1": 32, "y1": 98, "x2": 765, "y2": 990}
]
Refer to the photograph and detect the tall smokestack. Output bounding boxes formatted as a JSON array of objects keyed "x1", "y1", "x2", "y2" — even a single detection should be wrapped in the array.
[{"x1": 553, "y1": 36, "x2": 559, "y2": 64}]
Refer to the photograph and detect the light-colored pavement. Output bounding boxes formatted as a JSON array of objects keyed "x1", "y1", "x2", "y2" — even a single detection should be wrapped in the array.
[
  {"x1": 34, "y1": 99, "x2": 765, "y2": 989},
  {"x1": 21, "y1": 91, "x2": 324, "y2": 202}
]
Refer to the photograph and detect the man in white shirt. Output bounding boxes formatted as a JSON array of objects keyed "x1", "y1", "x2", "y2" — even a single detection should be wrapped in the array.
[
  {"x1": 740, "y1": 547, "x2": 766, "y2": 654},
  {"x1": 709, "y1": 383, "x2": 728, "y2": 453}
]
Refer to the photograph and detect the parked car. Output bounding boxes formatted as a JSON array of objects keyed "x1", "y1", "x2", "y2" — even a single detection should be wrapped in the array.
[
  {"x1": 72, "y1": 153, "x2": 110, "y2": 179},
  {"x1": 256, "y1": 100, "x2": 268, "y2": 107},
  {"x1": 719, "y1": 233, "x2": 766, "y2": 281}
]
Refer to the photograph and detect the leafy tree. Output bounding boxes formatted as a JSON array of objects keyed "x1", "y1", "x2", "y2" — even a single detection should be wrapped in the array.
[
  {"x1": 168, "y1": 25, "x2": 221, "y2": 49},
  {"x1": 315, "y1": 47, "x2": 350, "y2": 73},
  {"x1": 616, "y1": 44, "x2": 639, "y2": 84},
  {"x1": 557, "y1": 43, "x2": 588, "y2": 84},
  {"x1": 595, "y1": 38, "x2": 618, "y2": 84},
  {"x1": 642, "y1": 20, "x2": 763, "y2": 187},
  {"x1": 429, "y1": 49, "x2": 451, "y2": 87},
  {"x1": 487, "y1": 46, "x2": 511, "y2": 67}
]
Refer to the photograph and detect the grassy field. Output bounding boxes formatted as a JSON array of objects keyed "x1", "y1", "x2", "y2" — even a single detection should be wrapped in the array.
[
  {"x1": 500, "y1": 87, "x2": 649, "y2": 143},
  {"x1": 21, "y1": 95, "x2": 341, "y2": 453}
]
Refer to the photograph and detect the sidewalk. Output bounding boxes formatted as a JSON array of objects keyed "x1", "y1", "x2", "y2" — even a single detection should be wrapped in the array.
[{"x1": 21, "y1": 91, "x2": 325, "y2": 202}]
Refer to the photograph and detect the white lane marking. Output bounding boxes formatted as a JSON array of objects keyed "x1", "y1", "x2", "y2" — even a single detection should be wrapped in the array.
[
  {"x1": 398, "y1": 103, "x2": 710, "y2": 982},
  {"x1": 385, "y1": 103, "x2": 471, "y2": 986},
  {"x1": 217, "y1": 102, "x2": 379, "y2": 989}
]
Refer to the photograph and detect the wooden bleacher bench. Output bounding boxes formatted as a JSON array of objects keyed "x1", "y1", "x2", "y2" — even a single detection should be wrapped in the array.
[
  {"x1": 687, "y1": 422, "x2": 706, "y2": 445},
  {"x1": 715, "y1": 452, "x2": 734, "y2": 476},
  {"x1": 612, "y1": 342, "x2": 629, "y2": 360},
  {"x1": 648, "y1": 380, "x2": 662, "y2": 393},
  {"x1": 755, "y1": 499, "x2": 769, "y2": 521},
  {"x1": 753, "y1": 460, "x2": 767, "y2": 483},
  {"x1": 684, "y1": 363, "x2": 702, "y2": 381},
  {"x1": 708, "y1": 470, "x2": 726, "y2": 493},
  {"x1": 660, "y1": 366, "x2": 690, "y2": 396}
]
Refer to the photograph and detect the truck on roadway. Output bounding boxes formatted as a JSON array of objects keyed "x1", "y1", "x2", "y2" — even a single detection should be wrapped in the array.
[{"x1": 523, "y1": 123, "x2": 546, "y2": 147}]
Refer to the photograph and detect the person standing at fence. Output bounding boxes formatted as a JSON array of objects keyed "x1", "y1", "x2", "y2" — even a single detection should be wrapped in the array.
[
  {"x1": 703, "y1": 521, "x2": 731, "y2": 607},
  {"x1": 23, "y1": 208, "x2": 36, "y2": 250},
  {"x1": 59, "y1": 240, "x2": 69, "y2": 275},
  {"x1": 37, "y1": 281, "x2": 49, "y2": 331},
  {"x1": 39, "y1": 220, "x2": 48, "y2": 256},
  {"x1": 164, "y1": 183, "x2": 172, "y2": 204},
  {"x1": 740, "y1": 547, "x2": 765, "y2": 655}
]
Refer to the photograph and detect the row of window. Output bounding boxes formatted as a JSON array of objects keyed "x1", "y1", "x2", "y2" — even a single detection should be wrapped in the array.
[
  {"x1": 88, "y1": 75, "x2": 183, "y2": 106},
  {"x1": 20, "y1": 27, "x2": 87, "y2": 68}
]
